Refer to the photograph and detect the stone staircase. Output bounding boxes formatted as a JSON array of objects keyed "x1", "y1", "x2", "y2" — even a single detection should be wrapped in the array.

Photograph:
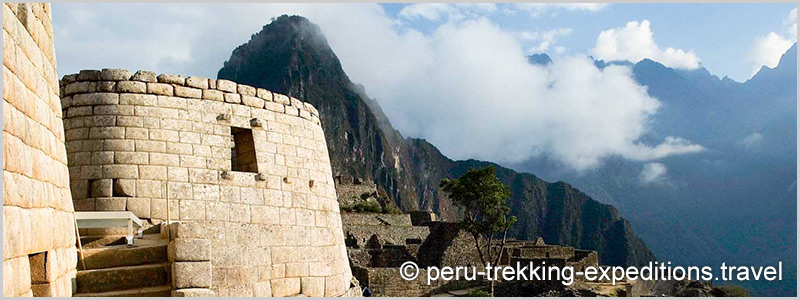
[{"x1": 74, "y1": 225, "x2": 172, "y2": 297}]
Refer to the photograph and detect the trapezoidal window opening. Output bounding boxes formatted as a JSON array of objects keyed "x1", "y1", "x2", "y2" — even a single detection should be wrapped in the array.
[{"x1": 231, "y1": 127, "x2": 258, "y2": 173}]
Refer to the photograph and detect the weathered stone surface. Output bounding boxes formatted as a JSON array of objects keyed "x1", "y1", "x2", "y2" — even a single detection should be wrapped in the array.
[
  {"x1": 185, "y1": 77, "x2": 209, "y2": 89},
  {"x1": 216, "y1": 79, "x2": 236, "y2": 92},
  {"x1": 131, "y1": 70, "x2": 157, "y2": 82},
  {"x1": 172, "y1": 288, "x2": 215, "y2": 297},
  {"x1": 59, "y1": 68, "x2": 352, "y2": 297},
  {"x1": 147, "y1": 83, "x2": 173, "y2": 96},
  {"x1": 3, "y1": 10, "x2": 79, "y2": 292},
  {"x1": 117, "y1": 81, "x2": 146, "y2": 93},
  {"x1": 301, "y1": 277, "x2": 325, "y2": 297},
  {"x1": 78, "y1": 69, "x2": 102, "y2": 81},
  {"x1": 168, "y1": 238, "x2": 211, "y2": 262},
  {"x1": 237, "y1": 84, "x2": 256, "y2": 96},
  {"x1": 101, "y1": 68, "x2": 132, "y2": 81},
  {"x1": 173, "y1": 261, "x2": 212, "y2": 288},
  {"x1": 157, "y1": 74, "x2": 184, "y2": 85},
  {"x1": 271, "y1": 277, "x2": 300, "y2": 297}
]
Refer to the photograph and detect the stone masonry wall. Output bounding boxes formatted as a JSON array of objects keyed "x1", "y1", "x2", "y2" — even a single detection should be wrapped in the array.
[
  {"x1": 3, "y1": 3, "x2": 78, "y2": 297},
  {"x1": 59, "y1": 69, "x2": 356, "y2": 296}
]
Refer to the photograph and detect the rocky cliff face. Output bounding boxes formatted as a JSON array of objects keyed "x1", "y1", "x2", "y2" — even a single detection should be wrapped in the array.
[{"x1": 218, "y1": 15, "x2": 655, "y2": 266}]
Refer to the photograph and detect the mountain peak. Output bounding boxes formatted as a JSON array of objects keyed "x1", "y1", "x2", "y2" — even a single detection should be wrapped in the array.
[
  {"x1": 218, "y1": 16, "x2": 656, "y2": 267},
  {"x1": 527, "y1": 53, "x2": 552, "y2": 66}
]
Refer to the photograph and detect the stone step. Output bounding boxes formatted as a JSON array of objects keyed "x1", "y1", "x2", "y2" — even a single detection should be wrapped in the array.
[
  {"x1": 76, "y1": 263, "x2": 170, "y2": 293},
  {"x1": 78, "y1": 238, "x2": 168, "y2": 270},
  {"x1": 73, "y1": 285, "x2": 172, "y2": 297}
]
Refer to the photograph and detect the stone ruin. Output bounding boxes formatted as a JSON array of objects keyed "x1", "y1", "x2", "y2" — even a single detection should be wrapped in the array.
[
  {"x1": 3, "y1": 3, "x2": 360, "y2": 297},
  {"x1": 3, "y1": 3, "x2": 78, "y2": 297},
  {"x1": 341, "y1": 212, "x2": 600, "y2": 297},
  {"x1": 58, "y1": 67, "x2": 361, "y2": 297}
]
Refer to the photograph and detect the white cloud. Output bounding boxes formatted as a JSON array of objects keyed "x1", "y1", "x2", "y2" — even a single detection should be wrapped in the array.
[
  {"x1": 590, "y1": 20, "x2": 701, "y2": 69},
  {"x1": 639, "y1": 163, "x2": 667, "y2": 184},
  {"x1": 741, "y1": 132, "x2": 763, "y2": 148},
  {"x1": 398, "y1": 3, "x2": 497, "y2": 22},
  {"x1": 52, "y1": 4, "x2": 702, "y2": 172},
  {"x1": 787, "y1": 8, "x2": 797, "y2": 38},
  {"x1": 514, "y1": 3, "x2": 609, "y2": 17},
  {"x1": 518, "y1": 28, "x2": 572, "y2": 54},
  {"x1": 747, "y1": 8, "x2": 797, "y2": 76}
]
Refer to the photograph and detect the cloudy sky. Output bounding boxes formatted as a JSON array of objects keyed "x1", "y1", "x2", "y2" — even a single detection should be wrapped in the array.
[{"x1": 52, "y1": 3, "x2": 796, "y2": 171}]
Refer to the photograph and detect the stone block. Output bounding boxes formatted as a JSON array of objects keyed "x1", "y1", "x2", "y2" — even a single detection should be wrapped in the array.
[
  {"x1": 172, "y1": 221, "x2": 206, "y2": 239},
  {"x1": 240, "y1": 187, "x2": 263, "y2": 205},
  {"x1": 113, "y1": 179, "x2": 136, "y2": 196},
  {"x1": 150, "y1": 153, "x2": 180, "y2": 166},
  {"x1": 168, "y1": 167, "x2": 189, "y2": 182},
  {"x1": 135, "y1": 140, "x2": 166, "y2": 153},
  {"x1": 103, "y1": 139, "x2": 135, "y2": 151},
  {"x1": 95, "y1": 197, "x2": 126, "y2": 211},
  {"x1": 139, "y1": 165, "x2": 167, "y2": 180},
  {"x1": 179, "y1": 200, "x2": 205, "y2": 220},
  {"x1": 216, "y1": 79, "x2": 236, "y2": 92},
  {"x1": 301, "y1": 277, "x2": 325, "y2": 297},
  {"x1": 120, "y1": 93, "x2": 157, "y2": 106},
  {"x1": 77, "y1": 69, "x2": 101, "y2": 81},
  {"x1": 285, "y1": 262, "x2": 309, "y2": 277},
  {"x1": 126, "y1": 197, "x2": 150, "y2": 218},
  {"x1": 117, "y1": 116, "x2": 144, "y2": 128},
  {"x1": 146, "y1": 82, "x2": 173, "y2": 96},
  {"x1": 237, "y1": 84, "x2": 256, "y2": 96},
  {"x1": 101, "y1": 68, "x2": 132, "y2": 81},
  {"x1": 253, "y1": 281, "x2": 272, "y2": 297},
  {"x1": 136, "y1": 180, "x2": 164, "y2": 198},
  {"x1": 242, "y1": 95, "x2": 264, "y2": 108},
  {"x1": 168, "y1": 238, "x2": 211, "y2": 262},
  {"x1": 256, "y1": 88, "x2": 273, "y2": 101},
  {"x1": 250, "y1": 205, "x2": 279, "y2": 225},
  {"x1": 91, "y1": 179, "x2": 112, "y2": 197},
  {"x1": 131, "y1": 70, "x2": 157, "y2": 82},
  {"x1": 73, "y1": 92, "x2": 119, "y2": 105},
  {"x1": 270, "y1": 278, "x2": 301, "y2": 297},
  {"x1": 172, "y1": 261, "x2": 211, "y2": 288},
  {"x1": 102, "y1": 164, "x2": 139, "y2": 179},
  {"x1": 116, "y1": 81, "x2": 147, "y2": 93},
  {"x1": 115, "y1": 151, "x2": 148, "y2": 165},
  {"x1": 202, "y1": 89, "x2": 223, "y2": 101},
  {"x1": 172, "y1": 288, "x2": 215, "y2": 297},
  {"x1": 274, "y1": 93, "x2": 290, "y2": 105},
  {"x1": 174, "y1": 86, "x2": 201, "y2": 98},
  {"x1": 224, "y1": 93, "x2": 241, "y2": 104},
  {"x1": 324, "y1": 274, "x2": 345, "y2": 297},
  {"x1": 264, "y1": 101, "x2": 284, "y2": 113},
  {"x1": 157, "y1": 74, "x2": 184, "y2": 85},
  {"x1": 185, "y1": 77, "x2": 209, "y2": 89}
]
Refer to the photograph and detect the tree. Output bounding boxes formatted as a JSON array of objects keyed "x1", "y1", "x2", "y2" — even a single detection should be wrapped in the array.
[{"x1": 440, "y1": 166, "x2": 516, "y2": 296}]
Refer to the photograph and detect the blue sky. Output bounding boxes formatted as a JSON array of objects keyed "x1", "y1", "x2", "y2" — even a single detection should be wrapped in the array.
[
  {"x1": 52, "y1": 3, "x2": 796, "y2": 170},
  {"x1": 379, "y1": 3, "x2": 797, "y2": 81}
]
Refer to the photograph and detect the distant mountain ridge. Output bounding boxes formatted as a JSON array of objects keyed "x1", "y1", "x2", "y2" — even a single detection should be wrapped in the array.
[
  {"x1": 523, "y1": 44, "x2": 797, "y2": 296},
  {"x1": 218, "y1": 15, "x2": 656, "y2": 267}
]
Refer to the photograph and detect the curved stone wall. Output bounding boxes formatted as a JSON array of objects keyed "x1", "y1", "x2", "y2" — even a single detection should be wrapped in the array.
[
  {"x1": 3, "y1": 3, "x2": 78, "y2": 297},
  {"x1": 59, "y1": 69, "x2": 356, "y2": 296}
]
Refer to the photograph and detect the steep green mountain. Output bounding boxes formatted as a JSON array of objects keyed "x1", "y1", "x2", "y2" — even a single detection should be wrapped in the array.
[{"x1": 217, "y1": 15, "x2": 656, "y2": 266}]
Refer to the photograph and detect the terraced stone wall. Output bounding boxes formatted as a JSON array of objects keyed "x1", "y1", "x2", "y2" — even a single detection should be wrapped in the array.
[{"x1": 3, "y1": 3, "x2": 78, "y2": 297}]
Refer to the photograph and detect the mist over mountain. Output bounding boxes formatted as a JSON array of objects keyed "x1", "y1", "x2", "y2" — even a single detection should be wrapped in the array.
[
  {"x1": 217, "y1": 15, "x2": 656, "y2": 267},
  {"x1": 518, "y1": 45, "x2": 797, "y2": 296}
]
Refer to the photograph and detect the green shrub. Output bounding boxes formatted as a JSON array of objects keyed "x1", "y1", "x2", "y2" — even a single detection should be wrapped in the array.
[
  {"x1": 711, "y1": 285, "x2": 749, "y2": 297},
  {"x1": 463, "y1": 289, "x2": 491, "y2": 297}
]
